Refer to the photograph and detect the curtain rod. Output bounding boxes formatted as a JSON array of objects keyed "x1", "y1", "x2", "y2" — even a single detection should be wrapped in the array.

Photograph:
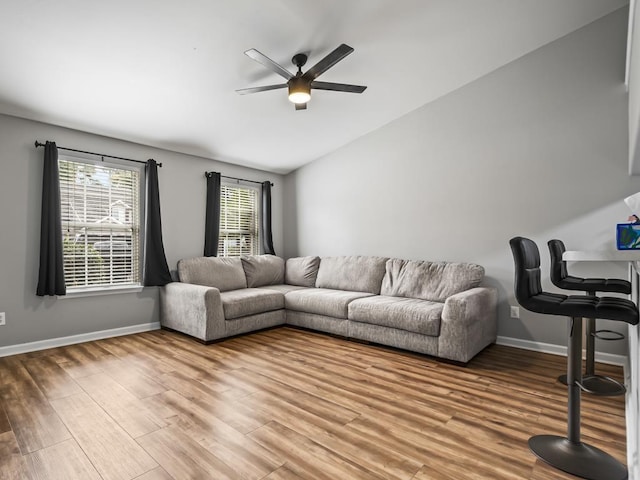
[
  {"x1": 34, "y1": 141, "x2": 161, "y2": 167},
  {"x1": 205, "y1": 171, "x2": 273, "y2": 187}
]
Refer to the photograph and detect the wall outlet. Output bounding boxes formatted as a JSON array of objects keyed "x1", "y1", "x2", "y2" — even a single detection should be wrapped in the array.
[
  {"x1": 510, "y1": 306, "x2": 520, "y2": 319},
  {"x1": 0, "y1": 312, "x2": 5, "y2": 326}
]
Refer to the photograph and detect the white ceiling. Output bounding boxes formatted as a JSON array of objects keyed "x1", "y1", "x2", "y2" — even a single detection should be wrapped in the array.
[{"x1": 0, "y1": 0, "x2": 628, "y2": 174}]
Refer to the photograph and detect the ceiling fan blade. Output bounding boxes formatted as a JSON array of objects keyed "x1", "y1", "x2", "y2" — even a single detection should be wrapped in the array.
[
  {"x1": 302, "y1": 44, "x2": 354, "y2": 81},
  {"x1": 295, "y1": 103, "x2": 307, "y2": 111},
  {"x1": 244, "y1": 49, "x2": 293, "y2": 80},
  {"x1": 310, "y1": 81, "x2": 367, "y2": 93},
  {"x1": 235, "y1": 84, "x2": 287, "y2": 95}
]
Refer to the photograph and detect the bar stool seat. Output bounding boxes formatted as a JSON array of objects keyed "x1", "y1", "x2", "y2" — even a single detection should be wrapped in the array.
[
  {"x1": 517, "y1": 290, "x2": 636, "y2": 322},
  {"x1": 548, "y1": 239, "x2": 631, "y2": 395},
  {"x1": 559, "y1": 277, "x2": 631, "y2": 293},
  {"x1": 510, "y1": 237, "x2": 638, "y2": 480}
]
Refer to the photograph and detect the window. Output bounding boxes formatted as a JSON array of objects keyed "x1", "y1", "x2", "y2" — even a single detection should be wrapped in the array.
[
  {"x1": 59, "y1": 155, "x2": 144, "y2": 291},
  {"x1": 218, "y1": 183, "x2": 260, "y2": 257}
]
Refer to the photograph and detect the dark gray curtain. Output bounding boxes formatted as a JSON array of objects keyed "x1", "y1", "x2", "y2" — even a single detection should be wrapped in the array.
[
  {"x1": 204, "y1": 172, "x2": 221, "y2": 256},
  {"x1": 261, "y1": 181, "x2": 275, "y2": 255},
  {"x1": 36, "y1": 141, "x2": 66, "y2": 296},
  {"x1": 143, "y1": 159, "x2": 172, "y2": 286}
]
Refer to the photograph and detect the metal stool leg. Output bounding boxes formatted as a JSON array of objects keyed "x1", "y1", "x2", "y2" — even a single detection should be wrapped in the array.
[
  {"x1": 585, "y1": 317, "x2": 596, "y2": 376},
  {"x1": 528, "y1": 317, "x2": 627, "y2": 480},
  {"x1": 557, "y1": 317, "x2": 626, "y2": 396},
  {"x1": 579, "y1": 318, "x2": 626, "y2": 396}
]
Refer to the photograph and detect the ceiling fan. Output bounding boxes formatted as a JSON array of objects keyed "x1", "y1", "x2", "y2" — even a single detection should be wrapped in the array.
[{"x1": 236, "y1": 43, "x2": 367, "y2": 110}]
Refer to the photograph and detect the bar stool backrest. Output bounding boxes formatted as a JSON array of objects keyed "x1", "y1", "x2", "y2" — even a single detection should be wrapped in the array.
[
  {"x1": 548, "y1": 239, "x2": 569, "y2": 289},
  {"x1": 509, "y1": 237, "x2": 546, "y2": 311}
]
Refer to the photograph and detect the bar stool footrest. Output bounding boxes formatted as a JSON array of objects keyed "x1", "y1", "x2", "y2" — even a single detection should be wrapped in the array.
[
  {"x1": 592, "y1": 329, "x2": 625, "y2": 341},
  {"x1": 576, "y1": 375, "x2": 626, "y2": 396},
  {"x1": 528, "y1": 435, "x2": 627, "y2": 480}
]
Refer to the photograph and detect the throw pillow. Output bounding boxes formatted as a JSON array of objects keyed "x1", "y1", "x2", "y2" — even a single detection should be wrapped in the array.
[{"x1": 285, "y1": 256, "x2": 320, "y2": 287}]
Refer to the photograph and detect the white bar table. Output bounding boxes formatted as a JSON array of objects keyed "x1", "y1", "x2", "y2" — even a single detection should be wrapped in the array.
[
  {"x1": 563, "y1": 249, "x2": 640, "y2": 480},
  {"x1": 563, "y1": 249, "x2": 640, "y2": 265}
]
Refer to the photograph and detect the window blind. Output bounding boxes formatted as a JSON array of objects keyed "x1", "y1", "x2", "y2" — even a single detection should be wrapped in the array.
[
  {"x1": 58, "y1": 157, "x2": 141, "y2": 288},
  {"x1": 218, "y1": 184, "x2": 259, "y2": 257}
]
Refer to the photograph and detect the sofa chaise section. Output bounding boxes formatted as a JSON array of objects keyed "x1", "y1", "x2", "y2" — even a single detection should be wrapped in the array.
[{"x1": 347, "y1": 258, "x2": 497, "y2": 362}]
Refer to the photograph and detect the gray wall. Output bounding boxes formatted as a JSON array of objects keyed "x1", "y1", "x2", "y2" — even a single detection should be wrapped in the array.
[
  {"x1": 283, "y1": 8, "x2": 640, "y2": 355},
  {"x1": 0, "y1": 114, "x2": 284, "y2": 348},
  {"x1": 630, "y1": 0, "x2": 640, "y2": 173}
]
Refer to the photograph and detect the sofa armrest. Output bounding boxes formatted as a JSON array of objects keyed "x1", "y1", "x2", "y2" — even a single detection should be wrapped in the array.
[
  {"x1": 160, "y1": 282, "x2": 226, "y2": 341},
  {"x1": 438, "y1": 287, "x2": 498, "y2": 363}
]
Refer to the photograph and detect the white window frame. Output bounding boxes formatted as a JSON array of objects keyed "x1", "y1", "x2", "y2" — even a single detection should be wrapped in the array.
[
  {"x1": 57, "y1": 153, "x2": 145, "y2": 298},
  {"x1": 218, "y1": 182, "x2": 261, "y2": 257}
]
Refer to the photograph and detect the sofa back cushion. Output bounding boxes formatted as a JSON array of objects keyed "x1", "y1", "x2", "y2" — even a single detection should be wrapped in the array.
[
  {"x1": 381, "y1": 258, "x2": 484, "y2": 302},
  {"x1": 177, "y1": 256, "x2": 247, "y2": 292},
  {"x1": 285, "y1": 256, "x2": 320, "y2": 287},
  {"x1": 241, "y1": 255, "x2": 285, "y2": 287},
  {"x1": 316, "y1": 256, "x2": 389, "y2": 294}
]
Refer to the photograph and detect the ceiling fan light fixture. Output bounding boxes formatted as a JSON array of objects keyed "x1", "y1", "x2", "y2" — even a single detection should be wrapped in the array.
[
  {"x1": 288, "y1": 78, "x2": 310, "y2": 104},
  {"x1": 237, "y1": 44, "x2": 366, "y2": 110}
]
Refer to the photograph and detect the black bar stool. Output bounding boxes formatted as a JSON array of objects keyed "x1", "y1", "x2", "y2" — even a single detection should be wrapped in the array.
[
  {"x1": 509, "y1": 236, "x2": 638, "y2": 480},
  {"x1": 548, "y1": 239, "x2": 630, "y2": 396}
]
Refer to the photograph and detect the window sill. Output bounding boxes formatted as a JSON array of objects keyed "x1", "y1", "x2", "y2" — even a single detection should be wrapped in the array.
[{"x1": 58, "y1": 285, "x2": 145, "y2": 299}]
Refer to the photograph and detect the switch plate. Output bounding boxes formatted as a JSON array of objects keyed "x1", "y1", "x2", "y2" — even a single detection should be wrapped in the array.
[
  {"x1": 0, "y1": 312, "x2": 5, "y2": 326},
  {"x1": 510, "y1": 306, "x2": 520, "y2": 319}
]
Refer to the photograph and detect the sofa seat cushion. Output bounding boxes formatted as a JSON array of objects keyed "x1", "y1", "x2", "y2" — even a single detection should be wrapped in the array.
[
  {"x1": 220, "y1": 288, "x2": 284, "y2": 320},
  {"x1": 257, "y1": 284, "x2": 309, "y2": 294},
  {"x1": 348, "y1": 296, "x2": 443, "y2": 336},
  {"x1": 285, "y1": 288, "x2": 373, "y2": 319}
]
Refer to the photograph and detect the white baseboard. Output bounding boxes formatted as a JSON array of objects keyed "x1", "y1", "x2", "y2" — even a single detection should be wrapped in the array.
[
  {"x1": 496, "y1": 335, "x2": 627, "y2": 367},
  {"x1": 0, "y1": 322, "x2": 161, "y2": 358}
]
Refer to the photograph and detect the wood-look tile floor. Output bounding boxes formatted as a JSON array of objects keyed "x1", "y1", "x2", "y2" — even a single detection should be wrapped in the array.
[{"x1": 0, "y1": 327, "x2": 627, "y2": 480}]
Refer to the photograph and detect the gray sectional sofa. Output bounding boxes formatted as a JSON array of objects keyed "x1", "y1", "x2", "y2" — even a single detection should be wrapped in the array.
[{"x1": 160, "y1": 255, "x2": 497, "y2": 363}]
